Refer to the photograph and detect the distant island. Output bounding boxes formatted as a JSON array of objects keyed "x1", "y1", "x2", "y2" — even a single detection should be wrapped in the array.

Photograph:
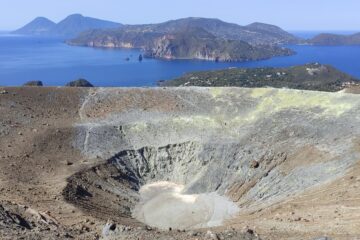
[
  {"x1": 159, "y1": 63, "x2": 359, "y2": 92},
  {"x1": 308, "y1": 32, "x2": 360, "y2": 45},
  {"x1": 69, "y1": 26, "x2": 294, "y2": 62},
  {"x1": 13, "y1": 14, "x2": 121, "y2": 38},
  {"x1": 67, "y1": 17, "x2": 299, "y2": 62}
]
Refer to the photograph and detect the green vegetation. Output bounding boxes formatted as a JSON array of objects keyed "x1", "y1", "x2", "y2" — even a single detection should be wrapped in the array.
[
  {"x1": 159, "y1": 63, "x2": 359, "y2": 92},
  {"x1": 120, "y1": 17, "x2": 300, "y2": 45},
  {"x1": 143, "y1": 27, "x2": 294, "y2": 61}
]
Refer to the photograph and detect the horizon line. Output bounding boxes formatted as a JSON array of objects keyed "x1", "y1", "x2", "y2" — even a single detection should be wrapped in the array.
[{"x1": 2, "y1": 14, "x2": 360, "y2": 33}]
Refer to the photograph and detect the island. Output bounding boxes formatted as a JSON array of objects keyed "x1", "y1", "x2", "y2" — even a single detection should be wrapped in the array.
[
  {"x1": 308, "y1": 32, "x2": 360, "y2": 45},
  {"x1": 158, "y1": 63, "x2": 359, "y2": 92},
  {"x1": 69, "y1": 26, "x2": 294, "y2": 62}
]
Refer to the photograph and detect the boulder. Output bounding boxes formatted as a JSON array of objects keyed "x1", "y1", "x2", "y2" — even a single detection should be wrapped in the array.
[
  {"x1": 65, "y1": 79, "x2": 94, "y2": 87},
  {"x1": 23, "y1": 81, "x2": 43, "y2": 87}
]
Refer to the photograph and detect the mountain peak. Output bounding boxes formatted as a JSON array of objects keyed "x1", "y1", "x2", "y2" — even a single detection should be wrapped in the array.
[
  {"x1": 69, "y1": 13, "x2": 83, "y2": 17},
  {"x1": 33, "y1": 16, "x2": 53, "y2": 22},
  {"x1": 246, "y1": 22, "x2": 282, "y2": 30},
  {"x1": 53, "y1": 14, "x2": 121, "y2": 37},
  {"x1": 13, "y1": 14, "x2": 121, "y2": 38},
  {"x1": 65, "y1": 14, "x2": 84, "y2": 19},
  {"x1": 13, "y1": 17, "x2": 56, "y2": 35},
  {"x1": 29, "y1": 17, "x2": 55, "y2": 25}
]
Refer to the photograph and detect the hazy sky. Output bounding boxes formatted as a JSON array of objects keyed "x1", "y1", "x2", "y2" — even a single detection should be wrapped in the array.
[{"x1": 1, "y1": 0, "x2": 359, "y2": 31}]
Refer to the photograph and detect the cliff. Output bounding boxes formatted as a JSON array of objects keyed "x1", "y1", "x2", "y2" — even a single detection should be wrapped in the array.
[{"x1": 69, "y1": 27, "x2": 294, "y2": 62}]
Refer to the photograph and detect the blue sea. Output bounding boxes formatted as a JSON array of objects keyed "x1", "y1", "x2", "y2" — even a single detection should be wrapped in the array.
[{"x1": 1, "y1": 31, "x2": 360, "y2": 87}]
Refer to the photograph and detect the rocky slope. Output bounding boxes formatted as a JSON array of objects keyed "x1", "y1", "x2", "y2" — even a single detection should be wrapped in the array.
[
  {"x1": 0, "y1": 86, "x2": 360, "y2": 239},
  {"x1": 145, "y1": 27, "x2": 293, "y2": 61},
  {"x1": 309, "y1": 32, "x2": 360, "y2": 45},
  {"x1": 119, "y1": 17, "x2": 300, "y2": 45},
  {"x1": 69, "y1": 27, "x2": 294, "y2": 62},
  {"x1": 159, "y1": 63, "x2": 360, "y2": 91},
  {"x1": 13, "y1": 14, "x2": 121, "y2": 38}
]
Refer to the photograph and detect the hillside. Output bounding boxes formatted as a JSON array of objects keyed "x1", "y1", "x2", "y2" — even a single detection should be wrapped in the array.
[
  {"x1": 159, "y1": 63, "x2": 359, "y2": 91},
  {"x1": 13, "y1": 14, "x2": 121, "y2": 37},
  {"x1": 69, "y1": 26, "x2": 294, "y2": 62},
  {"x1": 245, "y1": 22, "x2": 299, "y2": 44},
  {"x1": 145, "y1": 27, "x2": 294, "y2": 61},
  {"x1": 13, "y1": 17, "x2": 56, "y2": 35},
  {"x1": 309, "y1": 32, "x2": 360, "y2": 45},
  {"x1": 120, "y1": 17, "x2": 300, "y2": 45}
]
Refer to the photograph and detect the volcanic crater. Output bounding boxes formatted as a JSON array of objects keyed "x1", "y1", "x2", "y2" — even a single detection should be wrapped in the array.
[{"x1": 1, "y1": 87, "x2": 360, "y2": 239}]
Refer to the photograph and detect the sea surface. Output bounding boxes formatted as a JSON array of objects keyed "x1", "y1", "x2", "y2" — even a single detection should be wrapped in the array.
[{"x1": 1, "y1": 32, "x2": 360, "y2": 87}]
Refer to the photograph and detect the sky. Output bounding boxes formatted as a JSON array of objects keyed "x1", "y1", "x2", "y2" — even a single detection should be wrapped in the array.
[{"x1": 0, "y1": 0, "x2": 359, "y2": 31}]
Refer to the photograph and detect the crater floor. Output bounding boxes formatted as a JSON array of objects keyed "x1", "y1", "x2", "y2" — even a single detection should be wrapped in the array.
[
  {"x1": 132, "y1": 181, "x2": 239, "y2": 230},
  {"x1": 1, "y1": 86, "x2": 360, "y2": 240}
]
